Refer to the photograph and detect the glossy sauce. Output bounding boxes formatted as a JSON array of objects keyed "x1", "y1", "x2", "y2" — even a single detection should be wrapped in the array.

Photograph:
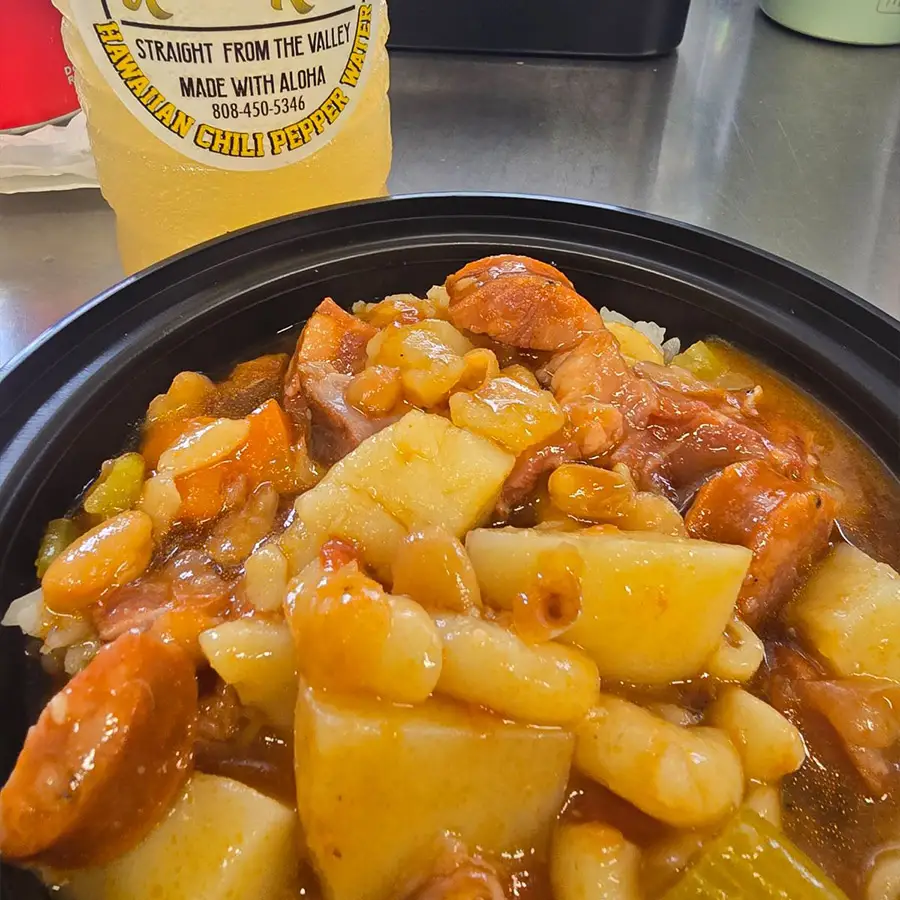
[
  {"x1": 193, "y1": 342, "x2": 899, "y2": 900},
  {"x1": 493, "y1": 343, "x2": 900, "y2": 899},
  {"x1": 23, "y1": 340, "x2": 899, "y2": 900},
  {"x1": 712, "y1": 343, "x2": 900, "y2": 569}
]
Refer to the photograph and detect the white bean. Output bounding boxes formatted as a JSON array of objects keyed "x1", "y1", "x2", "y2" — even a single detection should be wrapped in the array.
[
  {"x1": 647, "y1": 703, "x2": 700, "y2": 728},
  {"x1": 276, "y1": 517, "x2": 318, "y2": 577},
  {"x1": 286, "y1": 561, "x2": 442, "y2": 704},
  {"x1": 574, "y1": 694, "x2": 743, "y2": 828},
  {"x1": 392, "y1": 526, "x2": 482, "y2": 614},
  {"x1": 709, "y1": 686, "x2": 806, "y2": 782},
  {"x1": 705, "y1": 617, "x2": 765, "y2": 682},
  {"x1": 138, "y1": 473, "x2": 182, "y2": 539},
  {"x1": 241, "y1": 541, "x2": 289, "y2": 612},
  {"x1": 375, "y1": 595, "x2": 444, "y2": 704},
  {"x1": 551, "y1": 822, "x2": 642, "y2": 900},
  {"x1": 867, "y1": 849, "x2": 900, "y2": 900},
  {"x1": 146, "y1": 370, "x2": 215, "y2": 425},
  {"x1": 618, "y1": 492, "x2": 687, "y2": 537},
  {"x1": 199, "y1": 618, "x2": 296, "y2": 731},
  {"x1": 743, "y1": 782, "x2": 782, "y2": 830},
  {"x1": 157, "y1": 417, "x2": 250, "y2": 477},
  {"x1": 432, "y1": 613, "x2": 600, "y2": 726},
  {"x1": 41, "y1": 511, "x2": 154, "y2": 613}
]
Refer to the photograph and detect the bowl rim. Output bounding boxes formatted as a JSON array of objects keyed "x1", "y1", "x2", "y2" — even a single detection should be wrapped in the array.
[
  {"x1": 2, "y1": 191, "x2": 897, "y2": 390},
  {"x1": 1, "y1": 191, "x2": 899, "y2": 900}
]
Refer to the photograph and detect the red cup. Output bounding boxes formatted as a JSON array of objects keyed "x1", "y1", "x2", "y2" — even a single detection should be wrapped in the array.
[{"x1": 0, "y1": 0, "x2": 80, "y2": 132}]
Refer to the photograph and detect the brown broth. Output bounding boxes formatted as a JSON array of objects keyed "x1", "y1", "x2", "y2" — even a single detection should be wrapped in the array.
[
  {"x1": 34, "y1": 336, "x2": 900, "y2": 899},
  {"x1": 711, "y1": 342, "x2": 900, "y2": 569},
  {"x1": 178, "y1": 343, "x2": 900, "y2": 899}
]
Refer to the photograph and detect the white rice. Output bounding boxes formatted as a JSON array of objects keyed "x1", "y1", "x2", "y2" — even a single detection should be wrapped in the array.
[
  {"x1": 1, "y1": 588, "x2": 45, "y2": 638},
  {"x1": 41, "y1": 616, "x2": 93, "y2": 654},
  {"x1": 64, "y1": 640, "x2": 101, "y2": 676},
  {"x1": 425, "y1": 284, "x2": 451, "y2": 312},
  {"x1": 600, "y1": 307, "x2": 681, "y2": 362}
]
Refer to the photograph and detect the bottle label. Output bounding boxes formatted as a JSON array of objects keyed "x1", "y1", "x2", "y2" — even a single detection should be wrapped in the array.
[{"x1": 70, "y1": 0, "x2": 383, "y2": 170}]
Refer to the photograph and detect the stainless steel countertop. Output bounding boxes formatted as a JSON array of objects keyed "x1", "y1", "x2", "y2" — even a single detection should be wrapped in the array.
[{"x1": 1, "y1": 0, "x2": 898, "y2": 368}]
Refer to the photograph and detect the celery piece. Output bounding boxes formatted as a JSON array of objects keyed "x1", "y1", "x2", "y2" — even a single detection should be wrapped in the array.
[
  {"x1": 661, "y1": 809, "x2": 849, "y2": 900},
  {"x1": 35, "y1": 518, "x2": 80, "y2": 579},
  {"x1": 83, "y1": 452, "x2": 146, "y2": 519},
  {"x1": 671, "y1": 341, "x2": 727, "y2": 382}
]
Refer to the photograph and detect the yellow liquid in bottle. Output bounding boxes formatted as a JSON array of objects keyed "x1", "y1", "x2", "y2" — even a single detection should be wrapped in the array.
[{"x1": 53, "y1": 1, "x2": 392, "y2": 274}]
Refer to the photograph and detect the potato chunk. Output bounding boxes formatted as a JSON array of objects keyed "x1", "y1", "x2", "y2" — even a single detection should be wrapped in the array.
[
  {"x1": 466, "y1": 528, "x2": 751, "y2": 683},
  {"x1": 291, "y1": 411, "x2": 512, "y2": 578},
  {"x1": 324, "y1": 410, "x2": 514, "y2": 537},
  {"x1": 295, "y1": 686, "x2": 573, "y2": 900},
  {"x1": 788, "y1": 544, "x2": 900, "y2": 680},
  {"x1": 199, "y1": 620, "x2": 297, "y2": 731},
  {"x1": 449, "y1": 374, "x2": 565, "y2": 454},
  {"x1": 62, "y1": 774, "x2": 299, "y2": 900},
  {"x1": 367, "y1": 320, "x2": 472, "y2": 407},
  {"x1": 293, "y1": 480, "x2": 407, "y2": 581}
]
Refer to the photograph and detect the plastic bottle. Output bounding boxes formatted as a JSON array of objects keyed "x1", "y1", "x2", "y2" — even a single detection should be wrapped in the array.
[{"x1": 52, "y1": 0, "x2": 392, "y2": 273}]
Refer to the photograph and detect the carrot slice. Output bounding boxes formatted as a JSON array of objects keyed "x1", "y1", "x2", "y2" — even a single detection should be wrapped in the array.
[
  {"x1": 142, "y1": 416, "x2": 214, "y2": 471},
  {"x1": 236, "y1": 400, "x2": 300, "y2": 493},
  {"x1": 175, "y1": 462, "x2": 241, "y2": 524}
]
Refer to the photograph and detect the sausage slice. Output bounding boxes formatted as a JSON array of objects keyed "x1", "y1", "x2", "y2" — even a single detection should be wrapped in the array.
[
  {"x1": 0, "y1": 631, "x2": 197, "y2": 869},
  {"x1": 686, "y1": 460, "x2": 836, "y2": 626}
]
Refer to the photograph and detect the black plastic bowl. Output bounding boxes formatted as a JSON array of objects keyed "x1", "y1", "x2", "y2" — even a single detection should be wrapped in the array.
[{"x1": 1, "y1": 194, "x2": 898, "y2": 898}]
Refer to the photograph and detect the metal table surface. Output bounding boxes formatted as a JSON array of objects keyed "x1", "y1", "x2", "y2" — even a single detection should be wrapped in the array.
[{"x1": 0, "y1": 0, "x2": 898, "y2": 368}]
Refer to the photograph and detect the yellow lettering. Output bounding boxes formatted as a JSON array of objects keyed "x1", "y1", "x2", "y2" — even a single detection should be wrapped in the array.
[
  {"x1": 321, "y1": 98, "x2": 339, "y2": 123},
  {"x1": 332, "y1": 86, "x2": 350, "y2": 112},
  {"x1": 309, "y1": 109, "x2": 327, "y2": 134},
  {"x1": 298, "y1": 117, "x2": 316, "y2": 143},
  {"x1": 170, "y1": 110, "x2": 195, "y2": 139},
  {"x1": 98, "y1": 28, "x2": 195, "y2": 142},
  {"x1": 128, "y1": 75, "x2": 150, "y2": 96},
  {"x1": 94, "y1": 21, "x2": 123, "y2": 43},
  {"x1": 211, "y1": 129, "x2": 232, "y2": 154},
  {"x1": 341, "y1": 58, "x2": 360, "y2": 87},
  {"x1": 265, "y1": 87, "x2": 354, "y2": 158},
  {"x1": 195, "y1": 123, "x2": 215, "y2": 149},
  {"x1": 154, "y1": 102, "x2": 176, "y2": 127},
  {"x1": 238, "y1": 133, "x2": 257, "y2": 157},
  {"x1": 105, "y1": 44, "x2": 130, "y2": 64},
  {"x1": 286, "y1": 123, "x2": 303, "y2": 150},
  {"x1": 340, "y1": 6, "x2": 371, "y2": 87},
  {"x1": 140, "y1": 86, "x2": 164, "y2": 110},
  {"x1": 268, "y1": 129, "x2": 288, "y2": 155},
  {"x1": 114, "y1": 53, "x2": 144, "y2": 81}
]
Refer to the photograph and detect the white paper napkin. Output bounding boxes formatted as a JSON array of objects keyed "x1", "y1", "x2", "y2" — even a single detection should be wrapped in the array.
[{"x1": 0, "y1": 112, "x2": 99, "y2": 194}]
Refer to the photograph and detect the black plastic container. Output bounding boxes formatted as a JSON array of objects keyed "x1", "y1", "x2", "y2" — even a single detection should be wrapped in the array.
[
  {"x1": 0, "y1": 194, "x2": 898, "y2": 898},
  {"x1": 387, "y1": 0, "x2": 693, "y2": 58}
]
